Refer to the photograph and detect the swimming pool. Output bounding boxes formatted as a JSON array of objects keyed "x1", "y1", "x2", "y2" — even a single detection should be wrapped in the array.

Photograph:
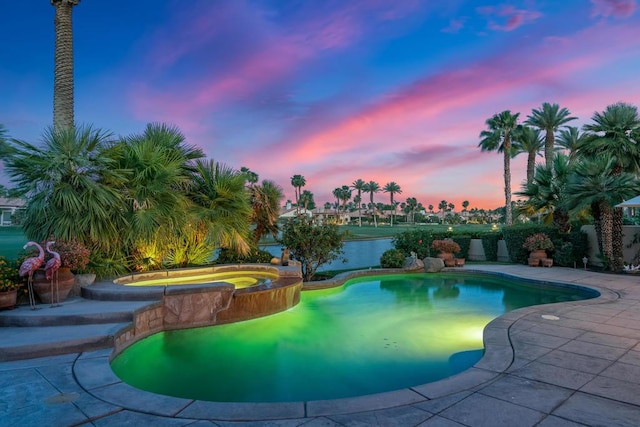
[{"x1": 110, "y1": 272, "x2": 597, "y2": 402}]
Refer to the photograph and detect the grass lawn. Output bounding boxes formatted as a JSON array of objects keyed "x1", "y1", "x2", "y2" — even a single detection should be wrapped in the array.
[
  {"x1": 339, "y1": 223, "x2": 500, "y2": 240},
  {"x1": 0, "y1": 227, "x2": 27, "y2": 259}
]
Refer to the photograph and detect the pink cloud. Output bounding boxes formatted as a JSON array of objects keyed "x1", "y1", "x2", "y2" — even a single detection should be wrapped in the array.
[
  {"x1": 590, "y1": 0, "x2": 636, "y2": 17},
  {"x1": 476, "y1": 5, "x2": 543, "y2": 31},
  {"x1": 441, "y1": 18, "x2": 466, "y2": 33}
]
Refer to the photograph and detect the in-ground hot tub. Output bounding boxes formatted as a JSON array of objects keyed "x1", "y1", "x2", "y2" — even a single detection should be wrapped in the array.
[{"x1": 114, "y1": 265, "x2": 279, "y2": 289}]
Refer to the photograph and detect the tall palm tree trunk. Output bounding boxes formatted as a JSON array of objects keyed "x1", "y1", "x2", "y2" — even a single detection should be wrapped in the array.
[
  {"x1": 600, "y1": 202, "x2": 614, "y2": 270},
  {"x1": 612, "y1": 208, "x2": 625, "y2": 270},
  {"x1": 544, "y1": 132, "x2": 554, "y2": 169},
  {"x1": 526, "y1": 151, "x2": 536, "y2": 185},
  {"x1": 52, "y1": 0, "x2": 79, "y2": 130},
  {"x1": 503, "y1": 145, "x2": 513, "y2": 226}
]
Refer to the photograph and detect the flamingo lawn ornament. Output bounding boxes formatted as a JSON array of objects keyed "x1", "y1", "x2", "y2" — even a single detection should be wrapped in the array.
[
  {"x1": 45, "y1": 241, "x2": 62, "y2": 307},
  {"x1": 19, "y1": 241, "x2": 45, "y2": 310}
]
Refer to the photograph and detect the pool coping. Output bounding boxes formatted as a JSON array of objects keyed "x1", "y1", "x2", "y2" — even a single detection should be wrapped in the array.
[{"x1": 70, "y1": 267, "x2": 616, "y2": 421}]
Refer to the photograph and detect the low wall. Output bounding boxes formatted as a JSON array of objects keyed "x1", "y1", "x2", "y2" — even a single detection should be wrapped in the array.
[
  {"x1": 111, "y1": 265, "x2": 303, "y2": 358},
  {"x1": 581, "y1": 225, "x2": 640, "y2": 265}
]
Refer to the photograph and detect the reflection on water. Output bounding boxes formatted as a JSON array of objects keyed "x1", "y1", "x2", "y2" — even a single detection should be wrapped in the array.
[
  {"x1": 111, "y1": 272, "x2": 596, "y2": 403},
  {"x1": 261, "y1": 238, "x2": 393, "y2": 271}
]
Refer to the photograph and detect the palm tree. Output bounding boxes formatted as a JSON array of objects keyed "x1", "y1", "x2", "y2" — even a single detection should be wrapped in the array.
[
  {"x1": 250, "y1": 180, "x2": 284, "y2": 244},
  {"x1": 51, "y1": 0, "x2": 81, "y2": 130},
  {"x1": 579, "y1": 102, "x2": 640, "y2": 270},
  {"x1": 525, "y1": 102, "x2": 576, "y2": 168},
  {"x1": 565, "y1": 155, "x2": 640, "y2": 270},
  {"x1": 332, "y1": 187, "x2": 342, "y2": 215},
  {"x1": 240, "y1": 166, "x2": 259, "y2": 185},
  {"x1": 406, "y1": 197, "x2": 418, "y2": 223},
  {"x1": 188, "y1": 159, "x2": 252, "y2": 256},
  {"x1": 513, "y1": 125, "x2": 543, "y2": 185},
  {"x1": 556, "y1": 126, "x2": 586, "y2": 161},
  {"x1": 516, "y1": 153, "x2": 574, "y2": 233},
  {"x1": 351, "y1": 179, "x2": 366, "y2": 227},
  {"x1": 362, "y1": 181, "x2": 380, "y2": 227},
  {"x1": 0, "y1": 125, "x2": 126, "y2": 252},
  {"x1": 338, "y1": 185, "x2": 352, "y2": 223},
  {"x1": 478, "y1": 110, "x2": 520, "y2": 225},
  {"x1": 298, "y1": 190, "x2": 315, "y2": 211},
  {"x1": 382, "y1": 182, "x2": 402, "y2": 227},
  {"x1": 438, "y1": 200, "x2": 448, "y2": 222},
  {"x1": 290, "y1": 174, "x2": 306, "y2": 213}
]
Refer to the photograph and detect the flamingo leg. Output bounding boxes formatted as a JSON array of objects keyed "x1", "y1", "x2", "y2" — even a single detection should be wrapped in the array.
[
  {"x1": 27, "y1": 274, "x2": 37, "y2": 310},
  {"x1": 55, "y1": 271, "x2": 61, "y2": 307}
]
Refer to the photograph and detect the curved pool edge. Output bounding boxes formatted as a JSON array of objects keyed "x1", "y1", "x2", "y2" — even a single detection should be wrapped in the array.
[{"x1": 69, "y1": 265, "x2": 619, "y2": 422}]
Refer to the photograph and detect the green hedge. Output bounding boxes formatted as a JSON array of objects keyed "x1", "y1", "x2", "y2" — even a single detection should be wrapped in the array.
[
  {"x1": 502, "y1": 225, "x2": 589, "y2": 266},
  {"x1": 479, "y1": 232, "x2": 502, "y2": 261},
  {"x1": 452, "y1": 235, "x2": 471, "y2": 259}
]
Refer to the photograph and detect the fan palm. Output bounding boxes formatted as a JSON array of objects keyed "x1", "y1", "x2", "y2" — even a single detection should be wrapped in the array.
[
  {"x1": 298, "y1": 190, "x2": 315, "y2": 211},
  {"x1": 479, "y1": 110, "x2": 520, "y2": 225},
  {"x1": 564, "y1": 155, "x2": 640, "y2": 270},
  {"x1": 525, "y1": 103, "x2": 576, "y2": 168},
  {"x1": 383, "y1": 182, "x2": 402, "y2": 227},
  {"x1": 250, "y1": 180, "x2": 284, "y2": 244},
  {"x1": 188, "y1": 160, "x2": 252, "y2": 256},
  {"x1": 516, "y1": 153, "x2": 574, "y2": 233},
  {"x1": 579, "y1": 102, "x2": 640, "y2": 270},
  {"x1": 0, "y1": 125, "x2": 126, "y2": 251}
]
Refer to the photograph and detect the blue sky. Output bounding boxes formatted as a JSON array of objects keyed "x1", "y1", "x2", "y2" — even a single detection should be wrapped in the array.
[{"x1": 1, "y1": 0, "x2": 639, "y2": 209}]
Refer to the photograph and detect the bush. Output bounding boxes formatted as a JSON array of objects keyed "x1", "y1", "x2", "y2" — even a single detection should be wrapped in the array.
[
  {"x1": 278, "y1": 216, "x2": 347, "y2": 281},
  {"x1": 216, "y1": 248, "x2": 274, "y2": 264},
  {"x1": 392, "y1": 229, "x2": 433, "y2": 258},
  {"x1": 480, "y1": 232, "x2": 501, "y2": 261},
  {"x1": 380, "y1": 249, "x2": 406, "y2": 268},
  {"x1": 502, "y1": 225, "x2": 588, "y2": 265},
  {"x1": 452, "y1": 235, "x2": 471, "y2": 259},
  {"x1": 431, "y1": 240, "x2": 461, "y2": 254}
]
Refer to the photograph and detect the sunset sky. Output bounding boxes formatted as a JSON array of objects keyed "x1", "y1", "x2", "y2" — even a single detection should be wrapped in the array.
[{"x1": 1, "y1": 0, "x2": 639, "y2": 210}]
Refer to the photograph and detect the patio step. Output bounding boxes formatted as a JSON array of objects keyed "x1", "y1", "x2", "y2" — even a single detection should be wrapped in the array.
[
  {"x1": 0, "y1": 322, "x2": 127, "y2": 362},
  {"x1": 0, "y1": 297, "x2": 154, "y2": 327}
]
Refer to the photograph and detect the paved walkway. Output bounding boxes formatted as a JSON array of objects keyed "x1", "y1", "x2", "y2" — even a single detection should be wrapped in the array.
[{"x1": 2, "y1": 265, "x2": 640, "y2": 426}]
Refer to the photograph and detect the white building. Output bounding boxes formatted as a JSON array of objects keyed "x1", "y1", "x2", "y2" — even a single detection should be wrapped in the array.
[{"x1": 0, "y1": 198, "x2": 26, "y2": 226}]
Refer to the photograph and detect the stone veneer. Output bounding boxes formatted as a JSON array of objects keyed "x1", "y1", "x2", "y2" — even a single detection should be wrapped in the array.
[{"x1": 112, "y1": 264, "x2": 303, "y2": 358}]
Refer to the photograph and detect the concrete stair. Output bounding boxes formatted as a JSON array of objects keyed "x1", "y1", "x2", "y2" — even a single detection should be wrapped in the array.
[{"x1": 0, "y1": 296, "x2": 155, "y2": 362}]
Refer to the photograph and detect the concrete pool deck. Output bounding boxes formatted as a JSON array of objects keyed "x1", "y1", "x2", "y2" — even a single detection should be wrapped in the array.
[{"x1": 2, "y1": 264, "x2": 640, "y2": 426}]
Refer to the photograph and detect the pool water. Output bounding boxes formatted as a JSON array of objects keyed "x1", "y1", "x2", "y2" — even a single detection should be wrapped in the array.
[
  {"x1": 122, "y1": 270, "x2": 277, "y2": 289},
  {"x1": 111, "y1": 273, "x2": 596, "y2": 402}
]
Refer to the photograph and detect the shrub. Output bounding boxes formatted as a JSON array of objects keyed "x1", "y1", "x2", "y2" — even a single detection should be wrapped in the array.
[
  {"x1": 392, "y1": 230, "x2": 433, "y2": 258},
  {"x1": 452, "y1": 235, "x2": 471, "y2": 259},
  {"x1": 278, "y1": 216, "x2": 347, "y2": 281},
  {"x1": 380, "y1": 249, "x2": 406, "y2": 268},
  {"x1": 431, "y1": 240, "x2": 461, "y2": 254},
  {"x1": 480, "y1": 232, "x2": 501, "y2": 261},
  {"x1": 523, "y1": 233, "x2": 554, "y2": 252},
  {"x1": 0, "y1": 257, "x2": 21, "y2": 292},
  {"x1": 216, "y1": 248, "x2": 274, "y2": 264}
]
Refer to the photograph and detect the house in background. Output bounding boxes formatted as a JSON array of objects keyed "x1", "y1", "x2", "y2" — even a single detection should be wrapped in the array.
[{"x1": 0, "y1": 198, "x2": 26, "y2": 226}]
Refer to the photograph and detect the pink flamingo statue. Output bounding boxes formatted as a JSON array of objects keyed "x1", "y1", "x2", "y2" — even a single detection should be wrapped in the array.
[
  {"x1": 19, "y1": 241, "x2": 45, "y2": 310},
  {"x1": 45, "y1": 241, "x2": 62, "y2": 307}
]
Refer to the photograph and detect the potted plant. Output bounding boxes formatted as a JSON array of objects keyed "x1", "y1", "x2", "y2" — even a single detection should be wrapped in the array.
[
  {"x1": 30, "y1": 239, "x2": 91, "y2": 303},
  {"x1": 0, "y1": 256, "x2": 22, "y2": 309},
  {"x1": 523, "y1": 233, "x2": 554, "y2": 257},
  {"x1": 431, "y1": 240, "x2": 461, "y2": 267}
]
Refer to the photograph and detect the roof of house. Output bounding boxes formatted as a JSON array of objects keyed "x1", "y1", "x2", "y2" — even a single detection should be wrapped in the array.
[{"x1": 0, "y1": 198, "x2": 26, "y2": 209}]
